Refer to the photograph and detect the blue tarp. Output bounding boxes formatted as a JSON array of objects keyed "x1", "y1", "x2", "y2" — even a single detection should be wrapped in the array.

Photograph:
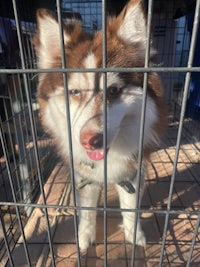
[
  {"x1": 186, "y1": 12, "x2": 200, "y2": 120},
  {"x1": 0, "y1": 17, "x2": 18, "y2": 68}
]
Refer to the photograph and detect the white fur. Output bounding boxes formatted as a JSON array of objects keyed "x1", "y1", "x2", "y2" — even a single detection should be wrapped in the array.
[
  {"x1": 44, "y1": 88, "x2": 69, "y2": 156},
  {"x1": 45, "y1": 81, "x2": 158, "y2": 181},
  {"x1": 83, "y1": 53, "x2": 97, "y2": 91},
  {"x1": 77, "y1": 180, "x2": 101, "y2": 250},
  {"x1": 84, "y1": 53, "x2": 97, "y2": 69},
  {"x1": 38, "y1": 15, "x2": 70, "y2": 69},
  {"x1": 116, "y1": 180, "x2": 146, "y2": 246},
  {"x1": 118, "y1": 2, "x2": 147, "y2": 45}
]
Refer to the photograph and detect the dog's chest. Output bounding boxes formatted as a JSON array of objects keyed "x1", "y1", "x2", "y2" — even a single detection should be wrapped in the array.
[{"x1": 74, "y1": 155, "x2": 138, "y2": 185}]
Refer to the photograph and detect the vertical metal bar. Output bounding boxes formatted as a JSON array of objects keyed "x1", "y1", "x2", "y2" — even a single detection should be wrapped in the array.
[
  {"x1": 1, "y1": 95, "x2": 15, "y2": 162},
  {"x1": 13, "y1": 73, "x2": 36, "y2": 206},
  {"x1": 56, "y1": 1, "x2": 82, "y2": 266},
  {"x1": 7, "y1": 61, "x2": 31, "y2": 209},
  {"x1": 131, "y1": 0, "x2": 154, "y2": 266},
  {"x1": 12, "y1": 1, "x2": 56, "y2": 266},
  {"x1": 2, "y1": 94, "x2": 22, "y2": 201},
  {"x1": 10, "y1": 81, "x2": 31, "y2": 210},
  {"x1": 159, "y1": 0, "x2": 200, "y2": 265},
  {"x1": 0, "y1": 120, "x2": 31, "y2": 266},
  {"x1": 186, "y1": 214, "x2": 200, "y2": 266},
  {"x1": 0, "y1": 215, "x2": 14, "y2": 267},
  {"x1": 102, "y1": 0, "x2": 108, "y2": 266}
]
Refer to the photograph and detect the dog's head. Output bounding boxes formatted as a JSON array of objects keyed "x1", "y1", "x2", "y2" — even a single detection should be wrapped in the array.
[{"x1": 34, "y1": 0, "x2": 166, "y2": 162}]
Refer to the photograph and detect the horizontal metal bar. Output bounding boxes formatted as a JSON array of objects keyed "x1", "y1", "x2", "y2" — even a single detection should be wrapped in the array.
[
  {"x1": 0, "y1": 67, "x2": 200, "y2": 74},
  {"x1": 1, "y1": 202, "x2": 200, "y2": 216}
]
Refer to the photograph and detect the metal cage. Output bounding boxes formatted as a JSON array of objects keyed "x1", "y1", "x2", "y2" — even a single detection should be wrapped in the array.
[{"x1": 0, "y1": 0, "x2": 200, "y2": 266}]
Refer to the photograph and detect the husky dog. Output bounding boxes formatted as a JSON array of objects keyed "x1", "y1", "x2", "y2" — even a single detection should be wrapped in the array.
[{"x1": 34, "y1": 0, "x2": 166, "y2": 250}]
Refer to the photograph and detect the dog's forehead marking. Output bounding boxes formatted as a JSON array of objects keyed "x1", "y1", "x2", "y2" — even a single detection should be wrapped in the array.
[
  {"x1": 68, "y1": 53, "x2": 97, "y2": 91},
  {"x1": 84, "y1": 53, "x2": 97, "y2": 69},
  {"x1": 83, "y1": 53, "x2": 96, "y2": 90},
  {"x1": 69, "y1": 72, "x2": 95, "y2": 92},
  {"x1": 68, "y1": 73, "x2": 86, "y2": 90}
]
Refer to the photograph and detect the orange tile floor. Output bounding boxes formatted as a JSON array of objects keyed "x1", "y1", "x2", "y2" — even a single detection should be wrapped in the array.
[{"x1": 5, "y1": 124, "x2": 200, "y2": 266}]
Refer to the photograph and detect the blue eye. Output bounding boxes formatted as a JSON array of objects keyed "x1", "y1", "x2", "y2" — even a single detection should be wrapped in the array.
[{"x1": 70, "y1": 89, "x2": 81, "y2": 96}]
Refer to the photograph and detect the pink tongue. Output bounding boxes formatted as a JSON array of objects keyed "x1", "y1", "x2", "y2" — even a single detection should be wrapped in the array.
[{"x1": 86, "y1": 149, "x2": 104, "y2": 161}]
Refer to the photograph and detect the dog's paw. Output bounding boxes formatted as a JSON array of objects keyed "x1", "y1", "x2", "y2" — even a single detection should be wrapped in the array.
[
  {"x1": 135, "y1": 229, "x2": 146, "y2": 246},
  {"x1": 124, "y1": 227, "x2": 146, "y2": 247},
  {"x1": 78, "y1": 227, "x2": 96, "y2": 251}
]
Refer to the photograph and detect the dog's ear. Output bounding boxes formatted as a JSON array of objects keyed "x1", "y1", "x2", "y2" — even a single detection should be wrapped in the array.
[
  {"x1": 33, "y1": 9, "x2": 70, "y2": 68},
  {"x1": 117, "y1": 0, "x2": 147, "y2": 45}
]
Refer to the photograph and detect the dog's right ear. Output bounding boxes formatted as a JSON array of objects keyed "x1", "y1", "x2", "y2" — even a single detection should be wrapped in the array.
[
  {"x1": 116, "y1": 0, "x2": 147, "y2": 46},
  {"x1": 33, "y1": 9, "x2": 71, "y2": 69}
]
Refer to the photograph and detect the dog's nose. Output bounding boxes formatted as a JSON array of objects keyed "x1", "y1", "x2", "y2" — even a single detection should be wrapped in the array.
[{"x1": 80, "y1": 132, "x2": 103, "y2": 150}]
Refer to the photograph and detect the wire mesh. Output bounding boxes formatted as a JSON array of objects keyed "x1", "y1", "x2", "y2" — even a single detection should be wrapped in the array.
[{"x1": 0, "y1": 0, "x2": 200, "y2": 267}]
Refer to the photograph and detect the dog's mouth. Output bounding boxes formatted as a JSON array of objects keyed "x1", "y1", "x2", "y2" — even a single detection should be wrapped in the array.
[{"x1": 86, "y1": 148, "x2": 110, "y2": 161}]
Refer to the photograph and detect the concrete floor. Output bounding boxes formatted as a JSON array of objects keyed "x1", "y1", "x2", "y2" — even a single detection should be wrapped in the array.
[{"x1": 2, "y1": 123, "x2": 200, "y2": 267}]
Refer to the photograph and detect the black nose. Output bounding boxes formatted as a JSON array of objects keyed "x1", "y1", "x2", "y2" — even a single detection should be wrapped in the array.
[
  {"x1": 80, "y1": 132, "x2": 103, "y2": 150},
  {"x1": 89, "y1": 133, "x2": 103, "y2": 149}
]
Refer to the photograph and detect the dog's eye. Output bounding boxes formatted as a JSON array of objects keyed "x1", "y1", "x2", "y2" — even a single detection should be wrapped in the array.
[
  {"x1": 70, "y1": 89, "x2": 81, "y2": 96},
  {"x1": 108, "y1": 86, "x2": 122, "y2": 98}
]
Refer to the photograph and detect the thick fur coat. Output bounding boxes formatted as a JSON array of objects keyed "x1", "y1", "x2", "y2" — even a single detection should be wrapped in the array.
[{"x1": 34, "y1": 0, "x2": 166, "y2": 250}]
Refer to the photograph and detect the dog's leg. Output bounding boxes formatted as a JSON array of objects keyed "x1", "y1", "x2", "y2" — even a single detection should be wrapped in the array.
[
  {"x1": 115, "y1": 182, "x2": 146, "y2": 246},
  {"x1": 76, "y1": 182, "x2": 101, "y2": 250}
]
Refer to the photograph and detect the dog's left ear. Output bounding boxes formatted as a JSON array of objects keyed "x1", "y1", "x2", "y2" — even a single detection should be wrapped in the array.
[
  {"x1": 33, "y1": 9, "x2": 71, "y2": 69},
  {"x1": 117, "y1": 0, "x2": 147, "y2": 45}
]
